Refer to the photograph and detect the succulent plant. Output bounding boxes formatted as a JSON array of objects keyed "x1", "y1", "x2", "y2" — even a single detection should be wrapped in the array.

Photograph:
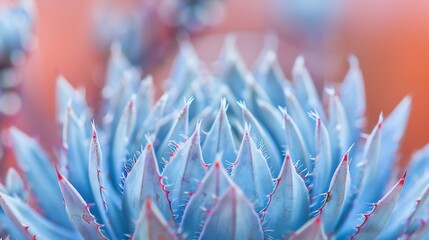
[{"x1": 1, "y1": 38, "x2": 429, "y2": 240}]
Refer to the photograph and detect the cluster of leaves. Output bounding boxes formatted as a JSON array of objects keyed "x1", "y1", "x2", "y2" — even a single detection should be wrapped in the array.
[{"x1": 1, "y1": 38, "x2": 428, "y2": 239}]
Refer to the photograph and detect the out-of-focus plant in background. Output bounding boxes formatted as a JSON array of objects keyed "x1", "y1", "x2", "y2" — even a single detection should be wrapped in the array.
[{"x1": 0, "y1": 0, "x2": 35, "y2": 162}]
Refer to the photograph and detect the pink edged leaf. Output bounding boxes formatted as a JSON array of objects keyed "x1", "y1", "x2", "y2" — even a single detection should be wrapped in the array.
[
  {"x1": 132, "y1": 198, "x2": 176, "y2": 240},
  {"x1": 88, "y1": 124, "x2": 120, "y2": 239},
  {"x1": 231, "y1": 124, "x2": 274, "y2": 211},
  {"x1": 239, "y1": 103, "x2": 281, "y2": 176},
  {"x1": 161, "y1": 123, "x2": 207, "y2": 223},
  {"x1": 340, "y1": 115, "x2": 383, "y2": 234},
  {"x1": 291, "y1": 215, "x2": 327, "y2": 240},
  {"x1": 321, "y1": 150, "x2": 351, "y2": 235},
  {"x1": 199, "y1": 186, "x2": 264, "y2": 240},
  {"x1": 381, "y1": 146, "x2": 429, "y2": 239},
  {"x1": 56, "y1": 169, "x2": 107, "y2": 240},
  {"x1": 263, "y1": 153, "x2": 310, "y2": 239},
  {"x1": 157, "y1": 98, "x2": 191, "y2": 171},
  {"x1": 394, "y1": 185, "x2": 429, "y2": 239},
  {"x1": 202, "y1": 99, "x2": 237, "y2": 166},
  {"x1": 180, "y1": 159, "x2": 234, "y2": 239},
  {"x1": 122, "y1": 141, "x2": 174, "y2": 233},
  {"x1": 351, "y1": 173, "x2": 406, "y2": 240},
  {"x1": 376, "y1": 96, "x2": 411, "y2": 191},
  {"x1": 0, "y1": 192, "x2": 78, "y2": 240}
]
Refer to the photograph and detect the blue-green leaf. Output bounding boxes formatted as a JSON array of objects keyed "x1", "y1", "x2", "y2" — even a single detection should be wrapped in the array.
[
  {"x1": 62, "y1": 104, "x2": 92, "y2": 200},
  {"x1": 231, "y1": 125, "x2": 274, "y2": 211},
  {"x1": 9, "y1": 127, "x2": 70, "y2": 227},
  {"x1": 122, "y1": 142, "x2": 173, "y2": 233},
  {"x1": 202, "y1": 99, "x2": 237, "y2": 166},
  {"x1": 351, "y1": 174, "x2": 406, "y2": 239},
  {"x1": 5, "y1": 168, "x2": 25, "y2": 200},
  {"x1": 239, "y1": 103, "x2": 282, "y2": 176},
  {"x1": 157, "y1": 98, "x2": 191, "y2": 170},
  {"x1": 263, "y1": 153, "x2": 310, "y2": 239},
  {"x1": 57, "y1": 170, "x2": 106, "y2": 240},
  {"x1": 133, "y1": 198, "x2": 176, "y2": 240},
  {"x1": 321, "y1": 151, "x2": 351, "y2": 235},
  {"x1": 199, "y1": 186, "x2": 264, "y2": 240},
  {"x1": 291, "y1": 216, "x2": 327, "y2": 240},
  {"x1": 180, "y1": 159, "x2": 233, "y2": 239},
  {"x1": 162, "y1": 123, "x2": 207, "y2": 223},
  {"x1": 0, "y1": 193, "x2": 77, "y2": 240}
]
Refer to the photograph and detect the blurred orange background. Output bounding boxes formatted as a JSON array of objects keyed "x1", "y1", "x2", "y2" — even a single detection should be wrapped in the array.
[{"x1": 3, "y1": 0, "x2": 429, "y2": 174}]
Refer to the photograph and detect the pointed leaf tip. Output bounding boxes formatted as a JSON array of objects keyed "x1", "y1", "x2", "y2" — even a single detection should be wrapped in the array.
[
  {"x1": 199, "y1": 186, "x2": 264, "y2": 240},
  {"x1": 352, "y1": 175, "x2": 406, "y2": 239}
]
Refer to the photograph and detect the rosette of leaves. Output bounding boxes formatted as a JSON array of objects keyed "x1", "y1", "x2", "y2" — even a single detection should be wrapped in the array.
[{"x1": 1, "y1": 38, "x2": 428, "y2": 240}]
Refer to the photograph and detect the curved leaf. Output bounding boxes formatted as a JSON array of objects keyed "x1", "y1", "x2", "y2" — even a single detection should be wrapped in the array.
[
  {"x1": 263, "y1": 153, "x2": 310, "y2": 239},
  {"x1": 0, "y1": 193, "x2": 77, "y2": 240},
  {"x1": 157, "y1": 98, "x2": 191, "y2": 170},
  {"x1": 199, "y1": 186, "x2": 264, "y2": 240},
  {"x1": 180, "y1": 159, "x2": 233, "y2": 239},
  {"x1": 112, "y1": 95, "x2": 136, "y2": 186},
  {"x1": 162, "y1": 123, "x2": 207, "y2": 222},
  {"x1": 312, "y1": 114, "x2": 333, "y2": 200},
  {"x1": 231, "y1": 125, "x2": 274, "y2": 211},
  {"x1": 122, "y1": 142, "x2": 173, "y2": 233},
  {"x1": 88, "y1": 124, "x2": 118, "y2": 239},
  {"x1": 340, "y1": 115, "x2": 383, "y2": 235},
  {"x1": 321, "y1": 151, "x2": 350, "y2": 234},
  {"x1": 57, "y1": 170, "x2": 106, "y2": 240},
  {"x1": 351, "y1": 173, "x2": 406, "y2": 239}
]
